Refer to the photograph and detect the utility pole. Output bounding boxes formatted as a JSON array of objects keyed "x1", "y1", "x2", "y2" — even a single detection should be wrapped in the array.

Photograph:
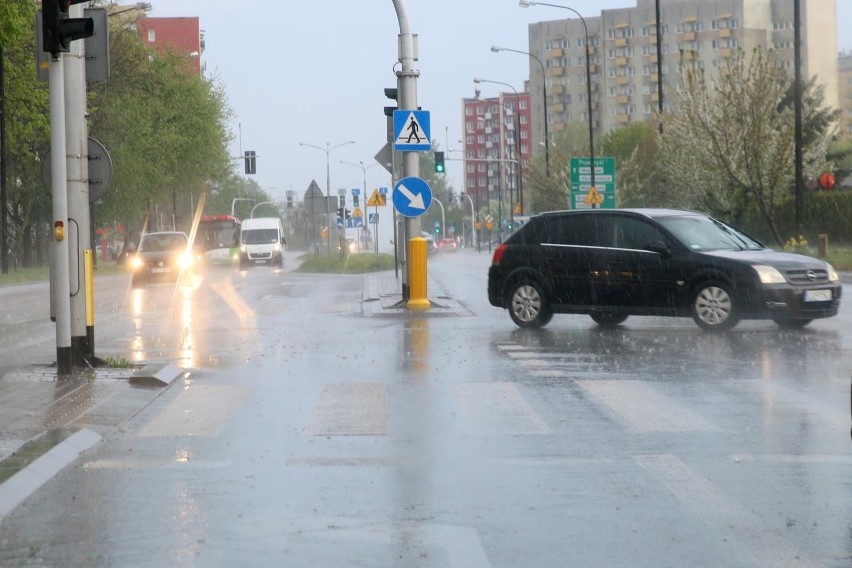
[
  {"x1": 67, "y1": 2, "x2": 93, "y2": 363},
  {"x1": 392, "y1": 0, "x2": 421, "y2": 300}
]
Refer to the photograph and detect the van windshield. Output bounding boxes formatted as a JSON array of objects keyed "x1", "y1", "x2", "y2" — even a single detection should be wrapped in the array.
[{"x1": 241, "y1": 228, "x2": 279, "y2": 245}]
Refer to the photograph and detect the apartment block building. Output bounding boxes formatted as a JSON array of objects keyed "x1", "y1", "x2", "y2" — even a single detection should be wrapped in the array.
[
  {"x1": 461, "y1": 90, "x2": 532, "y2": 209},
  {"x1": 840, "y1": 51, "x2": 852, "y2": 137},
  {"x1": 527, "y1": 0, "x2": 839, "y2": 153}
]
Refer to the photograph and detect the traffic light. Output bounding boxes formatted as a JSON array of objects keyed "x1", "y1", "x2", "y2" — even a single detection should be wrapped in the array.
[
  {"x1": 353, "y1": 195, "x2": 359, "y2": 208},
  {"x1": 338, "y1": 195, "x2": 346, "y2": 208},
  {"x1": 345, "y1": 209, "x2": 352, "y2": 221},
  {"x1": 244, "y1": 150, "x2": 256, "y2": 175},
  {"x1": 434, "y1": 151, "x2": 445, "y2": 174},
  {"x1": 384, "y1": 87, "x2": 398, "y2": 117},
  {"x1": 42, "y1": 0, "x2": 94, "y2": 56},
  {"x1": 337, "y1": 207, "x2": 344, "y2": 221}
]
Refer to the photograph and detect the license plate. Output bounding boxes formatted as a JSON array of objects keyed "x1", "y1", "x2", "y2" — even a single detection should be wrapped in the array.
[
  {"x1": 256, "y1": 259, "x2": 267, "y2": 264},
  {"x1": 804, "y1": 289, "x2": 831, "y2": 302},
  {"x1": 150, "y1": 267, "x2": 172, "y2": 274}
]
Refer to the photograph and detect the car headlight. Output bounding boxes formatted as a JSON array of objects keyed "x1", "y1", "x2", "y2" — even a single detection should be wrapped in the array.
[
  {"x1": 752, "y1": 264, "x2": 786, "y2": 284},
  {"x1": 130, "y1": 256, "x2": 143, "y2": 270},
  {"x1": 826, "y1": 263, "x2": 839, "y2": 282},
  {"x1": 178, "y1": 253, "x2": 193, "y2": 270},
  {"x1": 240, "y1": 244, "x2": 247, "y2": 253}
]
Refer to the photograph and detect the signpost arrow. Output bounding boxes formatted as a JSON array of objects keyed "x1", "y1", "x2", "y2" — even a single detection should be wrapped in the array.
[
  {"x1": 397, "y1": 182, "x2": 425, "y2": 210},
  {"x1": 392, "y1": 177, "x2": 432, "y2": 218}
]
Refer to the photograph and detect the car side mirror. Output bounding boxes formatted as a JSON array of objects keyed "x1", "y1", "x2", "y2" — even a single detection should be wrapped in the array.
[{"x1": 646, "y1": 240, "x2": 671, "y2": 256}]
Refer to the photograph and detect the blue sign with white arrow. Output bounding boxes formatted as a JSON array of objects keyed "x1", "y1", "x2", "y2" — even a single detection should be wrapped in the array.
[{"x1": 392, "y1": 177, "x2": 432, "y2": 218}]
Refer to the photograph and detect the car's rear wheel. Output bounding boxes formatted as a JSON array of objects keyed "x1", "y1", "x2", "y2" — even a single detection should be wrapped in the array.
[
  {"x1": 590, "y1": 313, "x2": 628, "y2": 326},
  {"x1": 772, "y1": 317, "x2": 812, "y2": 329},
  {"x1": 691, "y1": 281, "x2": 739, "y2": 331},
  {"x1": 508, "y1": 279, "x2": 552, "y2": 328}
]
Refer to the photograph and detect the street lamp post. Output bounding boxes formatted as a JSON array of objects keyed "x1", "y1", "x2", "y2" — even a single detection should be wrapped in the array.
[
  {"x1": 341, "y1": 159, "x2": 379, "y2": 251},
  {"x1": 299, "y1": 140, "x2": 355, "y2": 254},
  {"x1": 491, "y1": 45, "x2": 549, "y2": 183},
  {"x1": 459, "y1": 193, "x2": 476, "y2": 250},
  {"x1": 519, "y1": 0, "x2": 596, "y2": 200},
  {"x1": 474, "y1": 77, "x2": 522, "y2": 234}
]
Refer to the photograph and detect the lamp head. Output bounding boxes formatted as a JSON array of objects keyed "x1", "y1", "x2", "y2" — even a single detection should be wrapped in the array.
[
  {"x1": 473, "y1": 78, "x2": 483, "y2": 84},
  {"x1": 519, "y1": 0, "x2": 534, "y2": 7},
  {"x1": 490, "y1": 46, "x2": 503, "y2": 53}
]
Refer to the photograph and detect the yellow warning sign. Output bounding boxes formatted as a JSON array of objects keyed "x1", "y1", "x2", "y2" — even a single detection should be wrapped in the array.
[
  {"x1": 367, "y1": 189, "x2": 386, "y2": 207},
  {"x1": 514, "y1": 202, "x2": 522, "y2": 215},
  {"x1": 352, "y1": 207, "x2": 363, "y2": 217},
  {"x1": 583, "y1": 186, "x2": 603, "y2": 206}
]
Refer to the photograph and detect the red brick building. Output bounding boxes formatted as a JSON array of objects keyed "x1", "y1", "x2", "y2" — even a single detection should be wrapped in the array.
[
  {"x1": 137, "y1": 17, "x2": 204, "y2": 76},
  {"x1": 461, "y1": 89, "x2": 532, "y2": 217}
]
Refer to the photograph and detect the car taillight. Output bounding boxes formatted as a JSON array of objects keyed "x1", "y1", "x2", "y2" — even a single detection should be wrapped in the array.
[{"x1": 492, "y1": 243, "x2": 508, "y2": 265}]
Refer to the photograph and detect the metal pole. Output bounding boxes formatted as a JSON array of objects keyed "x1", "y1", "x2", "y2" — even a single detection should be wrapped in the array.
[
  {"x1": 521, "y1": 3, "x2": 595, "y2": 201},
  {"x1": 0, "y1": 46, "x2": 7, "y2": 274},
  {"x1": 66, "y1": 3, "x2": 92, "y2": 363},
  {"x1": 793, "y1": 0, "x2": 804, "y2": 236},
  {"x1": 392, "y1": 0, "x2": 421, "y2": 301},
  {"x1": 491, "y1": 44, "x2": 549, "y2": 194},
  {"x1": 655, "y1": 0, "x2": 664, "y2": 133},
  {"x1": 49, "y1": 53, "x2": 73, "y2": 375}
]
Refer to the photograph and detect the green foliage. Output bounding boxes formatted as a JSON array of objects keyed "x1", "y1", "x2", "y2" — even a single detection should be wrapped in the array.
[
  {"x1": 660, "y1": 47, "x2": 835, "y2": 246},
  {"x1": 87, "y1": 17, "x2": 233, "y2": 234},
  {"x1": 599, "y1": 122, "x2": 665, "y2": 207},
  {"x1": 296, "y1": 253, "x2": 395, "y2": 274}
]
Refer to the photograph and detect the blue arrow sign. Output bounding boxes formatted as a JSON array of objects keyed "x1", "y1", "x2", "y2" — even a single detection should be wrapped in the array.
[
  {"x1": 392, "y1": 177, "x2": 432, "y2": 217},
  {"x1": 393, "y1": 110, "x2": 431, "y2": 151}
]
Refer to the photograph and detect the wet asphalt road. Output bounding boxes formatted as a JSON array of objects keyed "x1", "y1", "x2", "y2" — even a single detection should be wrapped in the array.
[{"x1": 0, "y1": 250, "x2": 851, "y2": 567}]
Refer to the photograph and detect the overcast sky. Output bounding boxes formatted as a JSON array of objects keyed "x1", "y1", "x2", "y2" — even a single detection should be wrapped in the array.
[{"x1": 147, "y1": 0, "x2": 851, "y2": 207}]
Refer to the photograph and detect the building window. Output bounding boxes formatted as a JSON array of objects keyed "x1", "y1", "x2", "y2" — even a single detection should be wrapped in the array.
[{"x1": 147, "y1": 29, "x2": 156, "y2": 42}]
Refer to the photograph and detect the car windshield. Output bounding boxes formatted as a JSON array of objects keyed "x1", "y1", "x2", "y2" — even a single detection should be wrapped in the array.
[
  {"x1": 138, "y1": 234, "x2": 187, "y2": 252},
  {"x1": 657, "y1": 216, "x2": 764, "y2": 251},
  {"x1": 242, "y1": 228, "x2": 279, "y2": 245}
]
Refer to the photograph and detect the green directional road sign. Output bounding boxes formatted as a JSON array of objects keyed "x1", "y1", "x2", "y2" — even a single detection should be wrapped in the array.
[{"x1": 569, "y1": 157, "x2": 617, "y2": 209}]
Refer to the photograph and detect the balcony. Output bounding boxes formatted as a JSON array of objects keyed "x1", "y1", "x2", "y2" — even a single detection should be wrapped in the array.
[
  {"x1": 615, "y1": 38, "x2": 628, "y2": 47},
  {"x1": 651, "y1": 73, "x2": 659, "y2": 82},
  {"x1": 587, "y1": 46, "x2": 597, "y2": 56},
  {"x1": 551, "y1": 48, "x2": 564, "y2": 57},
  {"x1": 617, "y1": 114, "x2": 630, "y2": 124},
  {"x1": 552, "y1": 85, "x2": 565, "y2": 94},
  {"x1": 718, "y1": 28, "x2": 732, "y2": 38},
  {"x1": 588, "y1": 64, "x2": 598, "y2": 74},
  {"x1": 616, "y1": 94, "x2": 630, "y2": 104},
  {"x1": 616, "y1": 76, "x2": 631, "y2": 86},
  {"x1": 551, "y1": 67, "x2": 564, "y2": 76},
  {"x1": 650, "y1": 92, "x2": 659, "y2": 102},
  {"x1": 553, "y1": 122, "x2": 566, "y2": 131},
  {"x1": 616, "y1": 56, "x2": 628, "y2": 66},
  {"x1": 720, "y1": 48, "x2": 732, "y2": 58},
  {"x1": 553, "y1": 103, "x2": 565, "y2": 112},
  {"x1": 679, "y1": 31, "x2": 696, "y2": 41}
]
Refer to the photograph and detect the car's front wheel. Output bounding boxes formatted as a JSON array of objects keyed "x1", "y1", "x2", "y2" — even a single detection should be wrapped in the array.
[
  {"x1": 691, "y1": 281, "x2": 739, "y2": 331},
  {"x1": 508, "y1": 279, "x2": 552, "y2": 328},
  {"x1": 590, "y1": 312, "x2": 628, "y2": 326}
]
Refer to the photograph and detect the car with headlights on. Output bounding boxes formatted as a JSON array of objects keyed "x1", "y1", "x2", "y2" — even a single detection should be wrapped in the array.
[
  {"x1": 487, "y1": 208, "x2": 842, "y2": 331},
  {"x1": 129, "y1": 231, "x2": 193, "y2": 288}
]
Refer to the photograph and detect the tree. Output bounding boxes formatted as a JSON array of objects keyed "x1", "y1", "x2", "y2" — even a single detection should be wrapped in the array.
[
  {"x1": 88, "y1": 14, "x2": 232, "y2": 236},
  {"x1": 660, "y1": 47, "x2": 836, "y2": 245},
  {"x1": 598, "y1": 121, "x2": 666, "y2": 207},
  {"x1": 1, "y1": 2, "x2": 52, "y2": 267}
]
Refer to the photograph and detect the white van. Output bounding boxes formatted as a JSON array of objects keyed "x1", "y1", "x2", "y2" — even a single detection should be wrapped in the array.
[{"x1": 239, "y1": 217, "x2": 286, "y2": 269}]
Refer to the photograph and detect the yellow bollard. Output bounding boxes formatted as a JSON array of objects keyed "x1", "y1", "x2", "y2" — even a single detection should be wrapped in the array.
[
  {"x1": 407, "y1": 237, "x2": 431, "y2": 311},
  {"x1": 84, "y1": 249, "x2": 95, "y2": 358}
]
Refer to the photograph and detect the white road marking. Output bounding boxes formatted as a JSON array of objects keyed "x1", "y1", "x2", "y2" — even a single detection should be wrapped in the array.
[
  {"x1": 450, "y1": 382, "x2": 551, "y2": 434},
  {"x1": 310, "y1": 383, "x2": 388, "y2": 436},
  {"x1": 636, "y1": 454, "x2": 825, "y2": 567},
  {"x1": 138, "y1": 385, "x2": 251, "y2": 437},
  {"x1": 577, "y1": 380, "x2": 720, "y2": 432}
]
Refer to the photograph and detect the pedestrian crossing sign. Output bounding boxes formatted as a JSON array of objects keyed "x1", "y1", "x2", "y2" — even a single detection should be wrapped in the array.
[
  {"x1": 393, "y1": 110, "x2": 431, "y2": 151},
  {"x1": 367, "y1": 189, "x2": 387, "y2": 207}
]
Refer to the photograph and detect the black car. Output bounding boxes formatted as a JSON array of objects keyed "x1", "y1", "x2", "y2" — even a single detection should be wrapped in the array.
[
  {"x1": 129, "y1": 231, "x2": 193, "y2": 287},
  {"x1": 487, "y1": 209, "x2": 842, "y2": 331}
]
